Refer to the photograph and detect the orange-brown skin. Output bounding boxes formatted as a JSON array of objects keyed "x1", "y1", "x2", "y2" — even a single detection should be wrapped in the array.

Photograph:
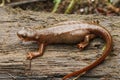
[{"x1": 17, "y1": 21, "x2": 112, "y2": 80}]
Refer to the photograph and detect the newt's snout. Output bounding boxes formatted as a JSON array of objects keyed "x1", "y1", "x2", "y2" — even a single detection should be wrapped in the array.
[{"x1": 17, "y1": 28, "x2": 29, "y2": 41}]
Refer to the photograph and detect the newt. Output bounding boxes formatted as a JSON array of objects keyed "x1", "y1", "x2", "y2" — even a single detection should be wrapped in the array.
[{"x1": 17, "y1": 21, "x2": 112, "y2": 80}]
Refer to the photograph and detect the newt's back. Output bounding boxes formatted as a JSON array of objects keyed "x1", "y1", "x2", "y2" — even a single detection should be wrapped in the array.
[
  {"x1": 17, "y1": 21, "x2": 110, "y2": 44},
  {"x1": 36, "y1": 21, "x2": 105, "y2": 44}
]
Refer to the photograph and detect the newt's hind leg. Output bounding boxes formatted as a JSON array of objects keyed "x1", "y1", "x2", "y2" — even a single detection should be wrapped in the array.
[
  {"x1": 27, "y1": 43, "x2": 46, "y2": 60},
  {"x1": 77, "y1": 34, "x2": 96, "y2": 50}
]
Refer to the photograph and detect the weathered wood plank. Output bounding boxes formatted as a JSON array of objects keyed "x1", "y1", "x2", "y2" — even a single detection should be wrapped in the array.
[{"x1": 0, "y1": 7, "x2": 120, "y2": 80}]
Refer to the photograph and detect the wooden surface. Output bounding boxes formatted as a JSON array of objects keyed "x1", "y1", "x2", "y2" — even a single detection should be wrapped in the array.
[{"x1": 0, "y1": 7, "x2": 120, "y2": 80}]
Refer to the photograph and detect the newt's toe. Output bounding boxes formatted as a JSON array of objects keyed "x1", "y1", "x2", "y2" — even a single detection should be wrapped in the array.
[
  {"x1": 77, "y1": 44, "x2": 84, "y2": 50},
  {"x1": 27, "y1": 52, "x2": 33, "y2": 60}
]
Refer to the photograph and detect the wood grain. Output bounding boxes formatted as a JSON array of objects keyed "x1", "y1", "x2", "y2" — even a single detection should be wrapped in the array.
[{"x1": 0, "y1": 7, "x2": 120, "y2": 80}]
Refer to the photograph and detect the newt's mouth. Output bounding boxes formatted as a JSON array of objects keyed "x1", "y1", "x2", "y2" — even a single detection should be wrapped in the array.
[
  {"x1": 19, "y1": 37, "x2": 29, "y2": 42},
  {"x1": 20, "y1": 38, "x2": 26, "y2": 41},
  {"x1": 18, "y1": 36, "x2": 25, "y2": 41},
  {"x1": 17, "y1": 33, "x2": 26, "y2": 41},
  {"x1": 17, "y1": 32, "x2": 28, "y2": 41},
  {"x1": 17, "y1": 36, "x2": 30, "y2": 42}
]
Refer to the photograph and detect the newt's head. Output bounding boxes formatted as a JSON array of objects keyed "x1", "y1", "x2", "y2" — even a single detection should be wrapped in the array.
[{"x1": 17, "y1": 27, "x2": 36, "y2": 41}]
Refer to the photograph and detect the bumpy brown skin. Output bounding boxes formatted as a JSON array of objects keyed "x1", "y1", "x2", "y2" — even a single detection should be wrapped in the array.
[{"x1": 17, "y1": 21, "x2": 112, "y2": 80}]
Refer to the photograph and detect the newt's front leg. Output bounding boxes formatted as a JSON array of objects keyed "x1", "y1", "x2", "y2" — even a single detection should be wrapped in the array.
[{"x1": 27, "y1": 43, "x2": 46, "y2": 60}]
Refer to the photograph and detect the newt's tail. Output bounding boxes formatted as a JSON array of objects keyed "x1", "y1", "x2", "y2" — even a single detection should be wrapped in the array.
[{"x1": 62, "y1": 24, "x2": 112, "y2": 80}]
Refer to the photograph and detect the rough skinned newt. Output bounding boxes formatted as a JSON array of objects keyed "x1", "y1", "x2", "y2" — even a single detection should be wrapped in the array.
[{"x1": 17, "y1": 21, "x2": 112, "y2": 80}]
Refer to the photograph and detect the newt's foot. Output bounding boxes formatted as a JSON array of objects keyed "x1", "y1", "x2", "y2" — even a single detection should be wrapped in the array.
[
  {"x1": 27, "y1": 52, "x2": 34, "y2": 60},
  {"x1": 77, "y1": 42, "x2": 88, "y2": 50},
  {"x1": 27, "y1": 52, "x2": 42, "y2": 60},
  {"x1": 91, "y1": 20, "x2": 99, "y2": 24}
]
